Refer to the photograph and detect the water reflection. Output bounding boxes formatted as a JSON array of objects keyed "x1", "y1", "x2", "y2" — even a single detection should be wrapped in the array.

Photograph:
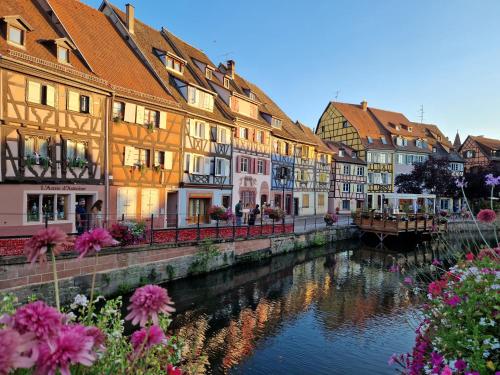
[{"x1": 166, "y1": 242, "x2": 422, "y2": 374}]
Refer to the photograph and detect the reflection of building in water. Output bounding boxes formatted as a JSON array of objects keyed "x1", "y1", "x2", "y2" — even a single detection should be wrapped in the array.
[{"x1": 173, "y1": 248, "x2": 416, "y2": 374}]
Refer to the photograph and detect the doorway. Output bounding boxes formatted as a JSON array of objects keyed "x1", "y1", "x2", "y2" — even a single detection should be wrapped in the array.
[
  {"x1": 294, "y1": 198, "x2": 299, "y2": 216},
  {"x1": 75, "y1": 194, "x2": 96, "y2": 232}
]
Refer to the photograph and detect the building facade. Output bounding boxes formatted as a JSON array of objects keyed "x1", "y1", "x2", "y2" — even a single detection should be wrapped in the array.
[{"x1": 459, "y1": 135, "x2": 500, "y2": 173}]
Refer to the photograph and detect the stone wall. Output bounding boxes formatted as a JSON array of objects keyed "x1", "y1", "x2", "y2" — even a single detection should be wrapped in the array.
[{"x1": 0, "y1": 227, "x2": 358, "y2": 306}]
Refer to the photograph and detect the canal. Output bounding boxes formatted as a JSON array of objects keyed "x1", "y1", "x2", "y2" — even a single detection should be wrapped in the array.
[{"x1": 164, "y1": 240, "x2": 422, "y2": 374}]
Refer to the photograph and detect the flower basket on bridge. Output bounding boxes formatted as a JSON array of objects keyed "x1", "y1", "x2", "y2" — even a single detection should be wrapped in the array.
[
  {"x1": 324, "y1": 213, "x2": 338, "y2": 226},
  {"x1": 264, "y1": 207, "x2": 284, "y2": 221}
]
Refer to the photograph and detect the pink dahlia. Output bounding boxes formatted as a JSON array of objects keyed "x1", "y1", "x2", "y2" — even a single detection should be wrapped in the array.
[
  {"x1": 0, "y1": 328, "x2": 37, "y2": 374},
  {"x1": 13, "y1": 301, "x2": 63, "y2": 341},
  {"x1": 428, "y1": 280, "x2": 446, "y2": 296},
  {"x1": 465, "y1": 252, "x2": 475, "y2": 261},
  {"x1": 125, "y1": 285, "x2": 175, "y2": 327},
  {"x1": 74, "y1": 228, "x2": 118, "y2": 258},
  {"x1": 167, "y1": 364, "x2": 183, "y2": 375},
  {"x1": 24, "y1": 228, "x2": 67, "y2": 264},
  {"x1": 130, "y1": 325, "x2": 166, "y2": 352},
  {"x1": 477, "y1": 209, "x2": 497, "y2": 224},
  {"x1": 35, "y1": 324, "x2": 97, "y2": 375}
]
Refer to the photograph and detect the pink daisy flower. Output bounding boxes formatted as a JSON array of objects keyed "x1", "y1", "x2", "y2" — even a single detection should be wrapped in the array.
[
  {"x1": 35, "y1": 324, "x2": 97, "y2": 375},
  {"x1": 477, "y1": 209, "x2": 497, "y2": 224},
  {"x1": 125, "y1": 285, "x2": 175, "y2": 327},
  {"x1": 24, "y1": 228, "x2": 67, "y2": 265},
  {"x1": 130, "y1": 325, "x2": 166, "y2": 352},
  {"x1": 0, "y1": 328, "x2": 37, "y2": 373},
  {"x1": 12, "y1": 301, "x2": 63, "y2": 341},
  {"x1": 74, "y1": 228, "x2": 118, "y2": 259}
]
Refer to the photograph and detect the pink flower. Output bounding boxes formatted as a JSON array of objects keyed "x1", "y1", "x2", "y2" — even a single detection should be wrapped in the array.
[
  {"x1": 0, "y1": 328, "x2": 37, "y2": 373},
  {"x1": 428, "y1": 280, "x2": 446, "y2": 296},
  {"x1": 465, "y1": 252, "x2": 475, "y2": 261},
  {"x1": 432, "y1": 259, "x2": 442, "y2": 266},
  {"x1": 12, "y1": 301, "x2": 63, "y2": 341},
  {"x1": 35, "y1": 324, "x2": 97, "y2": 375},
  {"x1": 431, "y1": 351, "x2": 443, "y2": 366},
  {"x1": 441, "y1": 365, "x2": 452, "y2": 375},
  {"x1": 85, "y1": 327, "x2": 105, "y2": 350},
  {"x1": 125, "y1": 285, "x2": 175, "y2": 327},
  {"x1": 404, "y1": 277, "x2": 413, "y2": 285},
  {"x1": 389, "y1": 265, "x2": 400, "y2": 273},
  {"x1": 477, "y1": 209, "x2": 497, "y2": 224},
  {"x1": 167, "y1": 364, "x2": 183, "y2": 375},
  {"x1": 24, "y1": 228, "x2": 67, "y2": 265},
  {"x1": 74, "y1": 228, "x2": 118, "y2": 258},
  {"x1": 455, "y1": 359, "x2": 467, "y2": 372},
  {"x1": 444, "y1": 295, "x2": 461, "y2": 307},
  {"x1": 130, "y1": 325, "x2": 166, "y2": 352}
]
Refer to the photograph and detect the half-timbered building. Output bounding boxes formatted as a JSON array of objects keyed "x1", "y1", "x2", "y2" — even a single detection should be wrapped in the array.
[
  {"x1": 0, "y1": 0, "x2": 109, "y2": 235},
  {"x1": 325, "y1": 141, "x2": 367, "y2": 213},
  {"x1": 316, "y1": 101, "x2": 394, "y2": 211},
  {"x1": 459, "y1": 135, "x2": 500, "y2": 173},
  {"x1": 100, "y1": 2, "x2": 234, "y2": 226},
  {"x1": 47, "y1": 0, "x2": 183, "y2": 229}
]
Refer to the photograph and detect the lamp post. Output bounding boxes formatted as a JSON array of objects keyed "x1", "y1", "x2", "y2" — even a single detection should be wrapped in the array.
[{"x1": 279, "y1": 166, "x2": 288, "y2": 225}]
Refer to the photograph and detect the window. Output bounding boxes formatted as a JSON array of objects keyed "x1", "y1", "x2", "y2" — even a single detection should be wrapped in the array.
[
  {"x1": 432, "y1": 147, "x2": 437, "y2": 153},
  {"x1": 137, "y1": 148, "x2": 150, "y2": 167},
  {"x1": 408, "y1": 127, "x2": 413, "y2": 132},
  {"x1": 440, "y1": 199, "x2": 449, "y2": 210},
  {"x1": 342, "y1": 183, "x2": 350, "y2": 193},
  {"x1": 450, "y1": 163, "x2": 463, "y2": 172},
  {"x1": 217, "y1": 126, "x2": 230, "y2": 144},
  {"x1": 223, "y1": 77, "x2": 230, "y2": 88},
  {"x1": 27, "y1": 81, "x2": 55, "y2": 107},
  {"x1": 302, "y1": 194, "x2": 310, "y2": 208},
  {"x1": 187, "y1": 86, "x2": 214, "y2": 111},
  {"x1": 8, "y1": 25, "x2": 24, "y2": 46},
  {"x1": 343, "y1": 165, "x2": 350, "y2": 175},
  {"x1": 26, "y1": 193, "x2": 69, "y2": 223},
  {"x1": 239, "y1": 127, "x2": 249, "y2": 139},
  {"x1": 416, "y1": 139, "x2": 423, "y2": 148},
  {"x1": 113, "y1": 101, "x2": 125, "y2": 120},
  {"x1": 240, "y1": 157, "x2": 249, "y2": 173},
  {"x1": 357, "y1": 166, "x2": 364, "y2": 176},
  {"x1": 403, "y1": 138, "x2": 408, "y2": 146},
  {"x1": 271, "y1": 118, "x2": 282, "y2": 128},
  {"x1": 319, "y1": 172, "x2": 329, "y2": 183},
  {"x1": 163, "y1": 55, "x2": 184, "y2": 74},
  {"x1": 144, "y1": 108, "x2": 159, "y2": 128},
  {"x1": 249, "y1": 92, "x2": 256, "y2": 100},
  {"x1": 381, "y1": 173, "x2": 389, "y2": 185},
  {"x1": 80, "y1": 95, "x2": 90, "y2": 113},
  {"x1": 24, "y1": 135, "x2": 49, "y2": 161},
  {"x1": 318, "y1": 194, "x2": 325, "y2": 207},
  {"x1": 193, "y1": 121, "x2": 207, "y2": 139},
  {"x1": 256, "y1": 130, "x2": 264, "y2": 144},
  {"x1": 356, "y1": 184, "x2": 364, "y2": 193},
  {"x1": 352, "y1": 151, "x2": 357, "y2": 158},
  {"x1": 368, "y1": 173, "x2": 373, "y2": 184},
  {"x1": 342, "y1": 200, "x2": 350, "y2": 210},
  {"x1": 342, "y1": 120, "x2": 348, "y2": 128},
  {"x1": 57, "y1": 46, "x2": 69, "y2": 64},
  {"x1": 66, "y1": 140, "x2": 86, "y2": 162},
  {"x1": 257, "y1": 159, "x2": 264, "y2": 174},
  {"x1": 379, "y1": 153, "x2": 387, "y2": 163},
  {"x1": 192, "y1": 155, "x2": 204, "y2": 174},
  {"x1": 215, "y1": 158, "x2": 229, "y2": 176},
  {"x1": 381, "y1": 136, "x2": 387, "y2": 144},
  {"x1": 367, "y1": 152, "x2": 372, "y2": 162},
  {"x1": 397, "y1": 154, "x2": 404, "y2": 164},
  {"x1": 338, "y1": 149, "x2": 345, "y2": 157},
  {"x1": 465, "y1": 150, "x2": 474, "y2": 158},
  {"x1": 205, "y1": 68, "x2": 212, "y2": 79},
  {"x1": 367, "y1": 137, "x2": 373, "y2": 144}
]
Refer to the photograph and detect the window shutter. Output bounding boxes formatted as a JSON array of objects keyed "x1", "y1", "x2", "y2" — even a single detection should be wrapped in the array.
[
  {"x1": 124, "y1": 146, "x2": 135, "y2": 166},
  {"x1": 265, "y1": 160, "x2": 270, "y2": 175},
  {"x1": 185, "y1": 154, "x2": 191, "y2": 173},
  {"x1": 224, "y1": 159, "x2": 230, "y2": 176},
  {"x1": 159, "y1": 111, "x2": 167, "y2": 129},
  {"x1": 124, "y1": 103, "x2": 136, "y2": 123},
  {"x1": 46, "y1": 85, "x2": 56, "y2": 107},
  {"x1": 136, "y1": 105, "x2": 145, "y2": 124},
  {"x1": 27, "y1": 81, "x2": 41, "y2": 104},
  {"x1": 164, "y1": 151, "x2": 173, "y2": 170},
  {"x1": 234, "y1": 127, "x2": 239, "y2": 138},
  {"x1": 204, "y1": 157, "x2": 211, "y2": 175},
  {"x1": 251, "y1": 158, "x2": 256, "y2": 174},
  {"x1": 236, "y1": 156, "x2": 240, "y2": 173},
  {"x1": 68, "y1": 90, "x2": 79, "y2": 111}
]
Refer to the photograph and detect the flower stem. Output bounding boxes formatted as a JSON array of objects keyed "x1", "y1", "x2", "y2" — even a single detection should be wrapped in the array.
[
  {"x1": 51, "y1": 249, "x2": 60, "y2": 311},
  {"x1": 461, "y1": 187, "x2": 490, "y2": 248},
  {"x1": 490, "y1": 186, "x2": 499, "y2": 246},
  {"x1": 87, "y1": 252, "x2": 98, "y2": 322}
]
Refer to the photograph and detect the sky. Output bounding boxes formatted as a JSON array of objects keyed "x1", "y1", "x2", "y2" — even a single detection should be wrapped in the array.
[{"x1": 84, "y1": 0, "x2": 500, "y2": 141}]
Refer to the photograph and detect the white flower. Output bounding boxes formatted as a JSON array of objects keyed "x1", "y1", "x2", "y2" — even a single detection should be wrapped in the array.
[
  {"x1": 71, "y1": 294, "x2": 88, "y2": 309},
  {"x1": 483, "y1": 350, "x2": 490, "y2": 358},
  {"x1": 66, "y1": 311, "x2": 76, "y2": 321}
]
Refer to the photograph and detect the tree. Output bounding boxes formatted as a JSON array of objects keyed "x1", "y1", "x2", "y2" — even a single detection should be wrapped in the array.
[{"x1": 395, "y1": 157, "x2": 458, "y2": 198}]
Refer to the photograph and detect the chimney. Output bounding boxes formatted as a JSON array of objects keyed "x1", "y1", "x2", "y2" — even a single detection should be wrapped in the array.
[
  {"x1": 126, "y1": 4, "x2": 135, "y2": 34},
  {"x1": 227, "y1": 59, "x2": 235, "y2": 79},
  {"x1": 361, "y1": 100, "x2": 368, "y2": 111}
]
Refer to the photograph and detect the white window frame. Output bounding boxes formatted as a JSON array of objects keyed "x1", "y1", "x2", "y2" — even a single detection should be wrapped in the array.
[
  {"x1": 357, "y1": 166, "x2": 364, "y2": 176},
  {"x1": 342, "y1": 183, "x2": 350, "y2": 193},
  {"x1": 240, "y1": 157, "x2": 249, "y2": 173},
  {"x1": 257, "y1": 159, "x2": 264, "y2": 174}
]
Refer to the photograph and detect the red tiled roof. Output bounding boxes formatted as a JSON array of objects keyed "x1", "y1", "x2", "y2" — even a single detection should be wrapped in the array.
[
  {"x1": 472, "y1": 135, "x2": 500, "y2": 151},
  {"x1": 296, "y1": 122, "x2": 333, "y2": 153},
  {"x1": 324, "y1": 140, "x2": 366, "y2": 165},
  {"x1": 47, "y1": 0, "x2": 175, "y2": 103}
]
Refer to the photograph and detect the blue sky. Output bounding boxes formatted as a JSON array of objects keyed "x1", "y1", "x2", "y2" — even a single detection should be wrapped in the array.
[{"x1": 85, "y1": 0, "x2": 500, "y2": 140}]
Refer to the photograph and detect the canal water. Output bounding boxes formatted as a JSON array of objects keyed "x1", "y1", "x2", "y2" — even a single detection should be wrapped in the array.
[{"x1": 164, "y1": 240, "x2": 422, "y2": 375}]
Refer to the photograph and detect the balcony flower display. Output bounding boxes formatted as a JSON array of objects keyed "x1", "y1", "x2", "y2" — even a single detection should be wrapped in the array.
[
  {"x1": 324, "y1": 213, "x2": 338, "y2": 226},
  {"x1": 264, "y1": 207, "x2": 285, "y2": 221}
]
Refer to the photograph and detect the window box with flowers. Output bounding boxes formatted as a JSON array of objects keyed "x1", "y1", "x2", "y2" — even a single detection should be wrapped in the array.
[
  {"x1": 25, "y1": 153, "x2": 51, "y2": 168},
  {"x1": 264, "y1": 207, "x2": 285, "y2": 221},
  {"x1": 67, "y1": 157, "x2": 88, "y2": 169},
  {"x1": 208, "y1": 205, "x2": 231, "y2": 222}
]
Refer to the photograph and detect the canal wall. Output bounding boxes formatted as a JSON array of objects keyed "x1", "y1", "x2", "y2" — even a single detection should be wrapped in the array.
[{"x1": 0, "y1": 226, "x2": 358, "y2": 306}]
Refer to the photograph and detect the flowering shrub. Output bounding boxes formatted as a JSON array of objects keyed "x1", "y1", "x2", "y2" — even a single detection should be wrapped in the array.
[
  {"x1": 264, "y1": 207, "x2": 285, "y2": 220},
  {"x1": 207, "y1": 205, "x2": 226, "y2": 221},
  {"x1": 109, "y1": 223, "x2": 135, "y2": 246},
  {"x1": 324, "y1": 213, "x2": 338, "y2": 225}
]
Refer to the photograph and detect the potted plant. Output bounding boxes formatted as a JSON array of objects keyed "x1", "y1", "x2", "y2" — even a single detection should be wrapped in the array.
[
  {"x1": 324, "y1": 213, "x2": 338, "y2": 226},
  {"x1": 68, "y1": 157, "x2": 88, "y2": 169},
  {"x1": 264, "y1": 207, "x2": 284, "y2": 221},
  {"x1": 208, "y1": 205, "x2": 227, "y2": 221}
]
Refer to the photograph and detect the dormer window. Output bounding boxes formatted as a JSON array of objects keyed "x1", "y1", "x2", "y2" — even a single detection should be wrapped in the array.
[
  {"x1": 381, "y1": 136, "x2": 387, "y2": 144},
  {"x1": 57, "y1": 46, "x2": 69, "y2": 64},
  {"x1": 205, "y1": 68, "x2": 212, "y2": 80},
  {"x1": 156, "y1": 49, "x2": 185, "y2": 74},
  {"x1": 352, "y1": 151, "x2": 357, "y2": 158},
  {"x1": 395, "y1": 125, "x2": 401, "y2": 131},
  {"x1": 367, "y1": 137, "x2": 373, "y2": 144},
  {"x1": 432, "y1": 147, "x2": 437, "y2": 153},
  {"x1": 271, "y1": 118, "x2": 282, "y2": 128},
  {"x1": 342, "y1": 120, "x2": 348, "y2": 128},
  {"x1": 338, "y1": 149, "x2": 345, "y2": 157},
  {"x1": 223, "y1": 77, "x2": 230, "y2": 89},
  {"x1": 249, "y1": 91, "x2": 256, "y2": 101},
  {"x1": 2, "y1": 16, "x2": 33, "y2": 48},
  {"x1": 416, "y1": 139, "x2": 423, "y2": 148},
  {"x1": 408, "y1": 127, "x2": 413, "y2": 132}
]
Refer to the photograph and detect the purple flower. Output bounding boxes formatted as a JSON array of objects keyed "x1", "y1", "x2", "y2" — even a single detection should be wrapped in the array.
[
  {"x1": 130, "y1": 325, "x2": 166, "y2": 352},
  {"x1": 432, "y1": 259, "x2": 442, "y2": 266},
  {"x1": 0, "y1": 328, "x2": 37, "y2": 373},
  {"x1": 404, "y1": 277, "x2": 413, "y2": 285},
  {"x1": 431, "y1": 351, "x2": 443, "y2": 367},
  {"x1": 441, "y1": 366, "x2": 452, "y2": 375},
  {"x1": 444, "y1": 295, "x2": 461, "y2": 307},
  {"x1": 455, "y1": 178, "x2": 467, "y2": 188},
  {"x1": 485, "y1": 173, "x2": 500, "y2": 186},
  {"x1": 455, "y1": 358, "x2": 467, "y2": 371},
  {"x1": 125, "y1": 285, "x2": 175, "y2": 327},
  {"x1": 12, "y1": 301, "x2": 63, "y2": 341}
]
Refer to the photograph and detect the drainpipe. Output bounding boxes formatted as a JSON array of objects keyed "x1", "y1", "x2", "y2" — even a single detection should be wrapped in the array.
[{"x1": 104, "y1": 93, "x2": 112, "y2": 225}]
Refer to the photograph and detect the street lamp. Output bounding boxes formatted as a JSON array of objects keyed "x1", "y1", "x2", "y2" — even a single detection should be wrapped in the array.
[{"x1": 279, "y1": 166, "x2": 288, "y2": 221}]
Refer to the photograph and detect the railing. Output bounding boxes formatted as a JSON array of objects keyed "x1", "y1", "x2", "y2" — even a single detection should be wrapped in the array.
[{"x1": 353, "y1": 211, "x2": 448, "y2": 233}]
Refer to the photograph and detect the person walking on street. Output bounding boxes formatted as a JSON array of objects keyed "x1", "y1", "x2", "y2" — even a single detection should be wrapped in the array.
[
  {"x1": 90, "y1": 200, "x2": 104, "y2": 229},
  {"x1": 235, "y1": 200, "x2": 243, "y2": 226},
  {"x1": 76, "y1": 198, "x2": 87, "y2": 234}
]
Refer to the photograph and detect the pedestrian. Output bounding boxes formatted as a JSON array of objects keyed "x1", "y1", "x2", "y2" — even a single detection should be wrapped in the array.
[
  {"x1": 90, "y1": 199, "x2": 103, "y2": 228},
  {"x1": 249, "y1": 204, "x2": 260, "y2": 226},
  {"x1": 235, "y1": 200, "x2": 243, "y2": 226},
  {"x1": 75, "y1": 198, "x2": 87, "y2": 234}
]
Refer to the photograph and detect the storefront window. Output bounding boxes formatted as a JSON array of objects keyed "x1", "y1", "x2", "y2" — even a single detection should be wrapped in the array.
[
  {"x1": 27, "y1": 195, "x2": 40, "y2": 222},
  {"x1": 42, "y1": 195, "x2": 55, "y2": 221},
  {"x1": 25, "y1": 193, "x2": 69, "y2": 223},
  {"x1": 57, "y1": 195, "x2": 68, "y2": 220}
]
